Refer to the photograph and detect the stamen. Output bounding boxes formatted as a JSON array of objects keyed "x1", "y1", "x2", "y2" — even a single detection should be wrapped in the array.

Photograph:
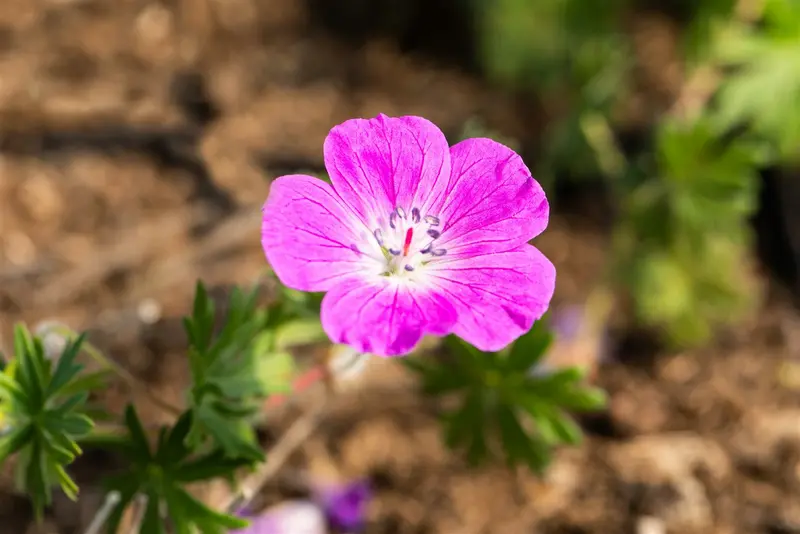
[
  {"x1": 431, "y1": 248, "x2": 447, "y2": 257},
  {"x1": 388, "y1": 248, "x2": 401, "y2": 256},
  {"x1": 404, "y1": 264, "x2": 415, "y2": 272},
  {"x1": 396, "y1": 207, "x2": 407, "y2": 219},
  {"x1": 420, "y1": 243, "x2": 432, "y2": 254},
  {"x1": 427, "y1": 229, "x2": 441, "y2": 239},
  {"x1": 424, "y1": 215, "x2": 440, "y2": 226},
  {"x1": 403, "y1": 228, "x2": 414, "y2": 257},
  {"x1": 373, "y1": 229, "x2": 384, "y2": 245},
  {"x1": 411, "y1": 207, "x2": 421, "y2": 223},
  {"x1": 389, "y1": 211, "x2": 398, "y2": 229}
]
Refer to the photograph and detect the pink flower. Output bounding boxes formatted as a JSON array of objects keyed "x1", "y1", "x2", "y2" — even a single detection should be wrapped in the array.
[{"x1": 261, "y1": 114, "x2": 555, "y2": 356}]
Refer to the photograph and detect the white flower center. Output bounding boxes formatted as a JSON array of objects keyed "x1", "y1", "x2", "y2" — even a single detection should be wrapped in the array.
[{"x1": 363, "y1": 206, "x2": 447, "y2": 278}]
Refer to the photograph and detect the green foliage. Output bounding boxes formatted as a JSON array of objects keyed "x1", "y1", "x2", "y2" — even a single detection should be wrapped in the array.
[
  {"x1": 683, "y1": 0, "x2": 738, "y2": 62},
  {"x1": 183, "y1": 281, "x2": 271, "y2": 462},
  {"x1": 474, "y1": 0, "x2": 632, "y2": 186},
  {"x1": 100, "y1": 407, "x2": 251, "y2": 534},
  {"x1": 618, "y1": 118, "x2": 760, "y2": 345},
  {"x1": 475, "y1": 0, "x2": 629, "y2": 94},
  {"x1": 710, "y1": 0, "x2": 800, "y2": 160},
  {"x1": 0, "y1": 325, "x2": 106, "y2": 518},
  {"x1": 182, "y1": 280, "x2": 326, "y2": 462},
  {"x1": 267, "y1": 285, "x2": 326, "y2": 349},
  {"x1": 475, "y1": 0, "x2": 782, "y2": 346},
  {"x1": 405, "y1": 320, "x2": 606, "y2": 473}
]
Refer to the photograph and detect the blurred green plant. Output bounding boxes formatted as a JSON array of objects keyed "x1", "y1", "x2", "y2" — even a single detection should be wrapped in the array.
[
  {"x1": 474, "y1": 0, "x2": 798, "y2": 346},
  {"x1": 710, "y1": 0, "x2": 800, "y2": 161},
  {"x1": 616, "y1": 118, "x2": 761, "y2": 344},
  {"x1": 404, "y1": 319, "x2": 606, "y2": 473},
  {"x1": 473, "y1": 0, "x2": 632, "y2": 186}
]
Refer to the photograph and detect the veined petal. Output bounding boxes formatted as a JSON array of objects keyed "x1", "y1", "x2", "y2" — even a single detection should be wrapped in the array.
[
  {"x1": 323, "y1": 114, "x2": 452, "y2": 225},
  {"x1": 428, "y1": 245, "x2": 556, "y2": 352},
  {"x1": 321, "y1": 277, "x2": 457, "y2": 357},
  {"x1": 437, "y1": 138, "x2": 549, "y2": 256},
  {"x1": 261, "y1": 175, "x2": 370, "y2": 292}
]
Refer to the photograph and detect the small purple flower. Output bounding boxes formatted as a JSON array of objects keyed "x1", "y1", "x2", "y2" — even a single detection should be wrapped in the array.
[
  {"x1": 314, "y1": 480, "x2": 371, "y2": 531},
  {"x1": 261, "y1": 114, "x2": 556, "y2": 356}
]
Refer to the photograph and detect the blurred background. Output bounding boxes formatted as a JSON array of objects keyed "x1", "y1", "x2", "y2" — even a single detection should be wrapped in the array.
[{"x1": 1, "y1": 0, "x2": 799, "y2": 532}]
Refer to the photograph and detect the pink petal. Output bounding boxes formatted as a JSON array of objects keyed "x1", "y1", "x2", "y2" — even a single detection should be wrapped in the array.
[
  {"x1": 323, "y1": 114, "x2": 452, "y2": 224},
  {"x1": 320, "y1": 277, "x2": 457, "y2": 357},
  {"x1": 437, "y1": 138, "x2": 549, "y2": 257},
  {"x1": 428, "y1": 245, "x2": 556, "y2": 352},
  {"x1": 261, "y1": 175, "x2": 370, "y2": 292}
]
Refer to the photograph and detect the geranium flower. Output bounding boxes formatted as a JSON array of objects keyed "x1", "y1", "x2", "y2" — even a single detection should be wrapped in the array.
[{"x1": 261, "y1": 114, "x2": 555, "y2": 356}]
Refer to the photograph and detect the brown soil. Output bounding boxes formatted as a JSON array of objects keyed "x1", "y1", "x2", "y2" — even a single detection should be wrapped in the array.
[{"x1": 1, "y1": 2, "x2": 799, "y2": 534}]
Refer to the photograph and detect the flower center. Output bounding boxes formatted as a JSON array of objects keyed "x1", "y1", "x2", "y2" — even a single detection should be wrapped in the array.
[{"x1": 369, "y1": 206, "x2": 446, "y2": 277}]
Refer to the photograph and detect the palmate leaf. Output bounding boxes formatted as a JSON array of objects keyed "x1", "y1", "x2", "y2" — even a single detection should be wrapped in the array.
[
  {"x1": 183, "y1": 281, "x2": 270, "y2": 460},
  {"x1": 406, "y1": 320, "x2": 607, "y2": 473},
  {"x1": 104, "y1": 406, "x2": 251, "y2": 534},
  {"x1": 0, "y1": 324, "x2": 103, "y2": 519}
]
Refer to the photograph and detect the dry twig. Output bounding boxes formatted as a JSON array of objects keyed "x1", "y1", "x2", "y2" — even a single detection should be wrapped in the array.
[{"x1": 222, "y1": 400, "x2": 326, "y2": 514}]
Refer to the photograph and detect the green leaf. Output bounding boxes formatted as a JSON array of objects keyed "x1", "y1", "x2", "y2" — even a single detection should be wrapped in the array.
[
  {"x1": 546, "y1": 412, "x2": 584, "y2": 445},
  {"x1": 553, "y1": 386, "x2": 609, "y2": 412},
  {"x1": 141, "y1": 492, "x2": 167, "y2": 534},
  {"x1": 159, "y1": 411, "x2": 193, "y2": 464},
  {"x1": 403, "y1": 357, "x2": 469, "y2": 395},
  {"x1": 189, "y1": 280, "x2": 215, "y2": 353},
  {"x1": 52, "y1": 370, "x2": 110, "y2": 399},
  {"x1": 443, "y1": 388, "x2": 489, "y2": 466},
  {"x1": 496, "y1": 403, "x2": 550, "y2": 472},
  {"x1": 192, "y1": 403, "x2": 264, "y2": 462},
  {"x1": 14, "y1": 326, "x2": 44, "y2": 408},
  {"x1": 51, "y1": 413, "x2": 94, "y2": 437},
  {"x1": 25, "y1": 441, "x2": 50, "y2": 519},
  {"x1": 256, "y1": 350, "x2": 296, "y2": 395},
  {"x1": 123, "y1": 405, "x2": 151, "y2": 459},
  {"x1": 46, "y1": 333, "x2": 86, "y2": 397},
  {"x1": 173, "y1": 450, "x2": 251, "y2": 483},
  {"x1": 273, "y1": 319, "x2": 326, "y2": 349},
  {"x1": 54, "y1": 462, "x2": 79, "y2": 501},
  {"x1": 50, "y1": 392, "x2": 90, "y2": 416},
  {"x1": 506, "y1": 318, "x2": 553, "y2": 372},
  {"x1": 170, "y1": 486, "x2": 249, "y2": 530},
  {"x1": 0, "y1": 371, "x2": 29, "y2": 406},
  {"x1": 0, "y1": 425, "x2": 34, "y2": 461}
]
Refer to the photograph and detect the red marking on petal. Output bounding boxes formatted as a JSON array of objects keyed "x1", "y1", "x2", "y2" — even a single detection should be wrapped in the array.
[{"x1": 403, "y1": 228, "x2": 413, "y2": 256}]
